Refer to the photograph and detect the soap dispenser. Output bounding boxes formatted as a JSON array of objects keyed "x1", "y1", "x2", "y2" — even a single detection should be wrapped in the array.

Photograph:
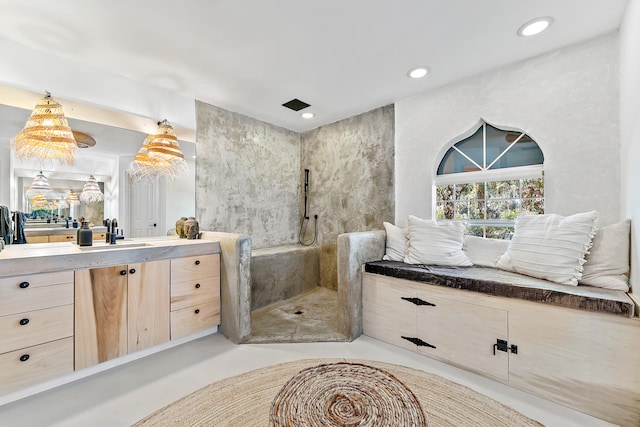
[{"x1": 78, "y1": 221, "x2": 93, "y2": 246}]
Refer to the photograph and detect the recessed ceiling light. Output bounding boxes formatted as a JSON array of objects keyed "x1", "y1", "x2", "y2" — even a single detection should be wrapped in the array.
[
  {"x1": 408, "y1": 67, "x2": 429, "y2": 79},
  {"x1": 517, "y1": 16, "x2": 554, "y2": 37},
  {"x1": 301, "y1": 112, "x2": 314, "y2": 119}
]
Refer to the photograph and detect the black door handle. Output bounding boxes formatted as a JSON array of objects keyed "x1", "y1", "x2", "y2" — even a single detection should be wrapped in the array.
[
  {"x1": 401, "y1": 336, "x2": 436, "y2": 349},
  {"x1": 129, "y1": 268, "x2": 136, "y2": 274}
]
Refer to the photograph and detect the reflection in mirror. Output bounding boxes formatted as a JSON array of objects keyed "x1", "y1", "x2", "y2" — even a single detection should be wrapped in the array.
[
  {"x1": 0, "y1": 101, "x2": 196, "y2": 239},
  {"x1": 19, "y1": 175, "x2": 104, "y2": 227}
]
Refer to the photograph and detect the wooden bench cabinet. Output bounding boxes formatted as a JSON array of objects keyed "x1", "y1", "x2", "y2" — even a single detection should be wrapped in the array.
[{"x1": 362, "y1": 271, "x2": 640, "y2": 426}]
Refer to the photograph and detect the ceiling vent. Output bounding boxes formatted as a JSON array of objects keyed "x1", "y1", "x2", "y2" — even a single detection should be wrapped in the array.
[{"x1": 282, "y1": 98, "x2": 310, "y2": 111}]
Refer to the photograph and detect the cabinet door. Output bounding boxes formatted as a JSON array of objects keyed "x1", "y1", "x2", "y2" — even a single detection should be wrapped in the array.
[
  {"x1": 416, "y1": 290, "x2": 509, "y2": 381},
  {"x1": 127, "y1": 260, "x2": 170, "y2": 352},
  {"x1": 508, "y1": 306, "x2": 640, "y2": 425},
  {"x1": 362, "y1": 273, "x2": 417, "y2": 351},
  {"x1": 75, "y1": 266, "x2": 128, "y2": 370}
]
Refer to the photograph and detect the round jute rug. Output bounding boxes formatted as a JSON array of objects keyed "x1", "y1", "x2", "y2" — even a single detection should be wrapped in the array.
[{"x1": 133, "y1": 358, "x2": 543, "y2": 427}]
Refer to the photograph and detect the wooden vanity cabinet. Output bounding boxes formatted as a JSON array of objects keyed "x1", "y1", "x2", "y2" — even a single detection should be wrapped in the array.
[
  {"x1": 74, "y1": 260, "x2": 170, "y2": 370},
  {"x1": 0, "y1": 272, "x2": 74, "y2": 394},
  {"x1": 170, "y1": 254, "x2": 220, "y2": 339}
]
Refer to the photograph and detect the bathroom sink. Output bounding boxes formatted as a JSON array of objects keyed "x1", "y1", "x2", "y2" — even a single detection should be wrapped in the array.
[{"x1": 77, "y1": 241, "x2": 154, "y2": 250}]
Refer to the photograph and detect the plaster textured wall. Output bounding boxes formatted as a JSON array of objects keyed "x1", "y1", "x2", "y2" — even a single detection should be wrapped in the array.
[
  {"x1": 395, "y1": 34, "x2": 620, "y2": 227},
  {"x1": 301, "y1": 106, "x2": 395, "y2": 290},
  {"x1": 195, "y1": 102, "x2": 300, "y2": 249},
  {"x1": 620, "y1": 0, "x2": 640, "y2": 291}
]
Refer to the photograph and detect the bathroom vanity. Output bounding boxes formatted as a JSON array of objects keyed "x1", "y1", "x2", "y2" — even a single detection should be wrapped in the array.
[{"x1": 0, "y1": 237, "x2": 220, "y2": 400}]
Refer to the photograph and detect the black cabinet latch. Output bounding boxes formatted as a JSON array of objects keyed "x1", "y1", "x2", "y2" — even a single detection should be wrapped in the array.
[
  {"x1": 401, "y1": 336, "x2": 436, "y2": 349},
  {"x1": 493, "y1": 339, "x2": 518, "y2": 355},
  {"x1": 401, "y1": 297, "x2": 436, "y2": 307}
]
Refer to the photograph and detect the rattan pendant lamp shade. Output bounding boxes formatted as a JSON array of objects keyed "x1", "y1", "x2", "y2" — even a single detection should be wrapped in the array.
[
  {"x1": 14, "y1": 92, "x2": 77, "y2": 165},
  {"x1": 66, "y1": 190, "x2": 80, "y2": 206},
  {"x1": 79, "y1": 175, "x2": 104, "y2": 203},
  {"x1": 25, "y1": 171, "x2": 54, "y2": 199},
  {"x1": 128, "y1": 120, "x2": 187, "y2": 181}
]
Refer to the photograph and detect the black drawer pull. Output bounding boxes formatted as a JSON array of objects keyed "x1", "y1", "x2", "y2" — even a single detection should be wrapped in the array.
[
  {"x1": 129, "y1": 268, "x2": 136, "y2": 274},
  {"x1": 19, "y1": 318, "x2": 30, "y2": 326},
  {"x1": 401, "y1": 336, "x2": 436, "y2": 349},
  {"x1": 19, "y1": 281, "x2": 30, "y2": 289},
  {"x1": 195, "y1": 283, "x2": 201, "y2": 289},
  {"x1": 195, "y1": 260, "x2": 201, "y2": 265},
  {"x1": 120, "y1": 269, "x2": 127, "y2": 275},
  {"x1": 20, "y1": 354, "x2": 30, "y2": 362},
  {"x1": 194, "y1": 309, "x2": 200, "y2": 314},
  {"x1": 401, "y1": 297, "x2": 436, "y2": 307}
]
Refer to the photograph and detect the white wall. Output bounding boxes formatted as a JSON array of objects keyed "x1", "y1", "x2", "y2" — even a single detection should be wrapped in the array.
[
  {"x1": 395, "y1": 34, "x2": 620, "y2": 228},
  {"x1": 620, "y1": 0, "x2": 640, "y2": 291}
]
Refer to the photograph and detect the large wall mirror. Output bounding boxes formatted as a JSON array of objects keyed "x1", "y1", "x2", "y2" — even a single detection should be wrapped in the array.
[{"x1": 0, "y1": 98, "x2": 196, "y2": 239}]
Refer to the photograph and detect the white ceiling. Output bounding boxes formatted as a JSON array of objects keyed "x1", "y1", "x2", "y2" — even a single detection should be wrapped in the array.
[{"x1": 0, "y1": 0, "x2": 630, "y2": 133}]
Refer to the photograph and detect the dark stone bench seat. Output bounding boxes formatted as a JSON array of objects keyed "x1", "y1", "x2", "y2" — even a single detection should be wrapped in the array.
[{"x1": 365, "y1": 261, "x2": 635, "y2": 317}]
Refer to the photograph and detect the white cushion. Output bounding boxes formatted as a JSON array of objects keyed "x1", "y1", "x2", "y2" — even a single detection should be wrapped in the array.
[
  {"x1": 463, "y1": 235, "x2": 510, "y2": 267},
  {"x1": 404, "y1": 215, "x2": 472, "y2": 266},
  {"x1": 496, "y1": 211, "x2": 598, "y2": 286},
  {"x1": 579, "y1": 219, "x2": 630, "y2": 291},
  {"x1": 382, "y1": 222, "x2": 407, "y2": 262}
]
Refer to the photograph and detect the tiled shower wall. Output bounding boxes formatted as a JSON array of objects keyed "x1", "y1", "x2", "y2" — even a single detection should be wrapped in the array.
[{"x1": 196, "y1": 102, "x2": 395, "y2": 290}]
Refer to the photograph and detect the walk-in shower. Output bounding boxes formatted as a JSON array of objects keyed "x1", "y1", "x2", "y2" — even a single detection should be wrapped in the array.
[{"x1": 245, "y1": 168, "x2": 345, "y2": 343}]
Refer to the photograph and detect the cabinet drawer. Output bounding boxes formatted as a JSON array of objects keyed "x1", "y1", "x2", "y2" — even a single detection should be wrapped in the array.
[
  {"x1": 171, "y1": 254, "x2": 219, "y2": 283},
  {"x1": 171, "y1": 276, "x2": 220, "y2": 311},
  {"x1": 0, "y1": 337, "x2": 74, "y2": 395},
  {"x1": 49, "y1": 234, "x2": 76, "y2": 242},
  {"x1": 170, "y1": 300, "x2": 220, "y2": 340},
  {"x1": 0, "y1": 304, "x2": 74, "y2": 354},
  {"x1": 0, "y1": 272, "x2": 74, "y2": 316},
  {"x1": 26, "y1": 235, "x2": 49, "y2": 243},
  {"x1": 93, "y1": 232, "x2": 106, "y2": 241}
]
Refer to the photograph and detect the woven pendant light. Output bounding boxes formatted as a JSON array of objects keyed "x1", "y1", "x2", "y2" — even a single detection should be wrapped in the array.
[
  {"x1": 25, "y1": 171, "x2": 55, "y2": 198},
  {"x1": 79, "y1": 175, "x2": 104, "y2": 203},
  {"x1": 14, "y1": 92, "x2": 77, "y2": 165},
  {"x1": 66, "y1": 190, "x2": 80, "y2": 206},
  {"x1": 128, "y1": 120, "x2": 187, "y2": 181}
]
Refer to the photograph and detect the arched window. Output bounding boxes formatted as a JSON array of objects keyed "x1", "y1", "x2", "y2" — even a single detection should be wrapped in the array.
[{"x1": 435, "y1": 121, "x2": 544, "y2": 239}]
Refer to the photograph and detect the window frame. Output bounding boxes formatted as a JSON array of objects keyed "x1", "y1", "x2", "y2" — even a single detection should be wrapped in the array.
[{"x1": 434, "y1": 122, "x2": 544, "y2": 239}]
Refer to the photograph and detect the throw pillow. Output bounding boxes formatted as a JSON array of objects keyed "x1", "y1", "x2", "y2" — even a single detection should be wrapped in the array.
[
  {"x1": 404, "y1": 215, "x2": 472, "y2": 266},
  {"x1": 463, "y1": 235, "x2": 510, "y2": 267},
  {"x1": 496, "y1": 211, "x2": 599, "y2": 286},
  {"x1": 382, "y1": 222, "x2": 407, "y2": 262},
  {"x1": 579, "y1": 219, "x2": 630, "y2": 291}
]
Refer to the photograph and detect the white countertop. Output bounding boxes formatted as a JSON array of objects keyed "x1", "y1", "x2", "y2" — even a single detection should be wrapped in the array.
[{"x1": 0, "y1": 236, "x2": 221, "y2": 276}]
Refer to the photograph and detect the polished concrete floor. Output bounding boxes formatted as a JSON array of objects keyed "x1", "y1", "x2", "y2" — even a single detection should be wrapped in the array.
[
  {"x1": 247, "y1": 287, "x2": 347, "y2": 343},
  {"x1": 0, "y1": 333, "x2": 614, "y2": 427}
]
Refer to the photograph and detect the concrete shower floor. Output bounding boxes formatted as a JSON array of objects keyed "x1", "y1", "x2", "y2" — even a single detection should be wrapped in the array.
[{"x1": 245, "y1": 287, "x2": 349, "y2": 343}]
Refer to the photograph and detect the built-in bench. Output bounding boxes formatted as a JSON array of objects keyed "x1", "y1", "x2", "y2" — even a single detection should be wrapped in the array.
[
  {"x1": 365, "y1": 261, "x2": 635, "y2": 317},
  {"x1": 337, "y1": 229, "x2": 640, "y2": 426}
]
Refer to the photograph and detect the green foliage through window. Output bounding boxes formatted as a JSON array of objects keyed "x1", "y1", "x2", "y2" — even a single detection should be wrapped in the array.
[{"x1": 435, "y1": 122, "x2": 544, "y2": 239}]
